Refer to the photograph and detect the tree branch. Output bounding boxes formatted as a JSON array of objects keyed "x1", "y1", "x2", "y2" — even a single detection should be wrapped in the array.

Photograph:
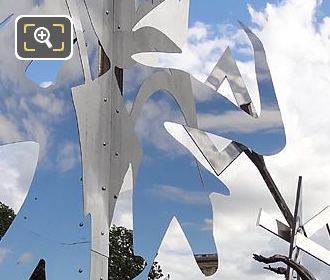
[{"x1": 253, "y1": 254, "x2": 317, "y2": 280}]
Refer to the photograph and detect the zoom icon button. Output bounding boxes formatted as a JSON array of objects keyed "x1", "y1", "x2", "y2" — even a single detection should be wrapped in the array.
[{"x1": 15, "y1": 15, "x2": 73, "y2": 60}]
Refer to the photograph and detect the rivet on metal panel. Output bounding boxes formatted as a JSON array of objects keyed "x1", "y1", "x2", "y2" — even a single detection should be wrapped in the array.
[
  {"x1": 102, "y1": 186, "x2": 107, "y2": 191},
  {"x1": 24, "y1": 216, "x2": 27, "y2": 220},
  {"x1": 104, "y1": 97, "x2": 108, "y2": 102},
  {"x1": 117, "y1": 25, "x2": 121, "y2": 29},
  {"x1": 34, "y1": 197, "x2": 38, "y2": 200},
  {"x1": 114, "y1": 195, "x2": 118, "y2": 199},
  {"x1": 78, "y1": 268, "x2": 83, "y2": 273},
  {"x1": 116, "y1": 109, "x2": 120, "y2": 114},
  {"x1": 115, "y1": 152, "x2": 119, "y2": 156},
  {"x1": 103, "y1": 142, "x2": 107, "y2": 147},
  {"x1": 101, "y1": 232, "x2": 105, "y2": 236},
  {"x1": 105, "y1": 10, "x2": 109, "y2": 15},
  {"x1": 79, "y1": 222, "x2": 84, "y2": 227}
]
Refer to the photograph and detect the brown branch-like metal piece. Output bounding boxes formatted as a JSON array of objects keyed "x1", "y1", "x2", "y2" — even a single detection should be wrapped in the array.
[
  {"x1": 253, "y1": 254, "x2": 317, "y2": 280},
  {"x1": 264, "y1": 265, "x2": 287, "y2": 275},
  {"x1": 242, "y1": 148, "x2": 294, "y2": 227}
]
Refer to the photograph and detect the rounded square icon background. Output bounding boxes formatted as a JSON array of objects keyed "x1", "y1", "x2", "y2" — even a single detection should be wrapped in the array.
[{"x1": 15, "y1": 15, "x2": 73, "y2": 60}]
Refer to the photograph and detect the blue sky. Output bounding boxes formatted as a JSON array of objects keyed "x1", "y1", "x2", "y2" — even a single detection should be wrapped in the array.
[{"x1": 0, "y1": 1, "x2": 330, "y2": 280}]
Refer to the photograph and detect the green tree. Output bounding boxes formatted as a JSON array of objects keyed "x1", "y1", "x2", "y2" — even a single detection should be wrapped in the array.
[
  {"x1": 109, "y1": 225, "x2": 164, "y2": 280},
  {"x1": 0, "y1": 202, "x2": 15, "y2": 239},
  {"x1": 0, "y1": 202, "x2": 165, "y2": 280}
]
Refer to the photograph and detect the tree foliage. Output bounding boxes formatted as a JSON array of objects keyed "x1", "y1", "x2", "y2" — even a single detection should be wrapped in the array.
[
  {"x1": 109, "y1": 225, "x2": 164, "y2": 280},
  {"x1": 0, "y1": 202, "x2": 15, "y2": 239},
  {"x1": 0, "y1": 202, "x2": 164, "y2": 280}
]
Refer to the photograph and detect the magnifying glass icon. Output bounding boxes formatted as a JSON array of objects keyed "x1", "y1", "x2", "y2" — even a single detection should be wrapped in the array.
[{"x1": 34, "y1": 27, "x2": 53, "y2": 49}]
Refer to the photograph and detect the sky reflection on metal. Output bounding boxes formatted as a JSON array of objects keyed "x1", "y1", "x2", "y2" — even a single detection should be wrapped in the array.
[{"x1": 0, "y1": 1, "x2": 329, "y2": 280}]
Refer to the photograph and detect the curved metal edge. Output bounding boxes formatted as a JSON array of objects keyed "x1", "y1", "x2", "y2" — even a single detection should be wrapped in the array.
[
  {"x1": 164, "y1": 122, "x2": 242, "y2": 177},
  {"x1": 135, "y1": 0, "x2": 166, "y2": 25},
  {"x1": 239, "y1": 22, "x2": 285, "y2": 139},
  {"x1": 0, "y1": 13, "x2": 14, "y2": 28},
  {"x1": 130, "y1": 69, "x2": 197, "y2": 128},
  {"x1": 205, "y1": 47, "x2": 257, "y2": 116},
  {"x1": 66, "y1": 0, "x2": 92, "y2": 83},
  {"x1": 134, "y1": 0, "x2": 189, "y2": 50}
]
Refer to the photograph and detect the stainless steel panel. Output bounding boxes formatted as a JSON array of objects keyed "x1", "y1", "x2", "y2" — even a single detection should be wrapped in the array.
[
  {"x1": 189, "y1": 23, "x2": 285, "y2": 156},
  {"x1": 0, "y1": 142, "x2": 90, "y2": 280},
  {"x1": 72, "y1": 68, "x2": 142, "y2": 278},
  {"x1": 205, "y1": 47, "x2": 255, "y2": 113},
  {"x1": 130, "y1": 69, "x2": 198, "y2": 128},
  {"x1": 303, "y1": 206, "x2": 330, "y2": 238},
  {"x1": 66, "y1": 0, "x2": 92, "y2": 83},
  {"x1": 184, "y1": 126, "x2": 242, "y2": 176},
  {"x1": 257, "y1": 209, "x2": 291, "y2": 242},
  {"x1": 135, "y1": 0, "x2": 166, "y2": 24},
  {"x1": 296, "y1": 233, "x2": 330, "y2": 266}
]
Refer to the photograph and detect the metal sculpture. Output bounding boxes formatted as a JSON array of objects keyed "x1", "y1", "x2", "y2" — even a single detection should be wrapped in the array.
[
  {"x1": 67, "y1": 1, "x2": 287, "y2": 279},
  {"x1": 0, "y1": 1, "x2": 328, "y2": 280}
]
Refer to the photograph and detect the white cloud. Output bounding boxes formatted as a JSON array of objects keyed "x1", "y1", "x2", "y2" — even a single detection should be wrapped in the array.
[
  {"x1": 17, "y1": 252, "x2": 34, "y2": 264},
  {"x1": 198, "y1": 109, "x2": 283, "y2": 133},
  {"x1": 30, "y1": 93, "x2": 66, "y2": 117},
  {"x1": 0, "y1": 248, "x2": 10, "y2": 264},
  {"x1": 201, "y1": 218, "x2": 213, "y2": 232},
  {"x1": 0, "y1": 116, "x2": 22, "y2": 143},
  {"x1": 155, "y1": 218, "x2": 204, "y2": 280},
  {"x1": 39, "y1": 81, "x2": 54, "y2": 88},
  {"x1": 56, "y1": 142, "x2": 79, "y2": 173},
  {"x1": 0, "y1": 142, "x2": 39, "y2": 213},
  {"x1": 111, "y1": 165, "x2": 134, "y2": 230},
  {"x1": 150, "y1": 185, "x2": 209, "y2": 206},
  {"x1": 134, "y1": 98, "x2": 188, "y2": 154}
]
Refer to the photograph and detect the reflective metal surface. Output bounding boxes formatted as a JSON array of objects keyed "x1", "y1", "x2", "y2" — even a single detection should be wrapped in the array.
[
  {"x1": 0, "y1": 142, "x2": 90, "y2": 280},
  {"x1": 205, "y1": 47, "x2": 256, "y2": 115},
  {"x1": 164, "y1": 122, "x2": 241, "y2": 176},
  {"x1": 5, "y1": 1, "x2": 329, "y2": 280},
  {"x1": 0, "y1": 142, "x2": 39, "y2": 214},
  {"x1": 84, "y1": 0, "x2": 183, "y2": 68}
]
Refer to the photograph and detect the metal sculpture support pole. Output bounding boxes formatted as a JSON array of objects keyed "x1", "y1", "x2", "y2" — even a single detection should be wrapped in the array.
[
  {"x1": 285, "y1": 176, "x2": 303, "y2": 280},
  {"x1": 242, "y1": 148, "x2": 294, "y2": 227}
]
